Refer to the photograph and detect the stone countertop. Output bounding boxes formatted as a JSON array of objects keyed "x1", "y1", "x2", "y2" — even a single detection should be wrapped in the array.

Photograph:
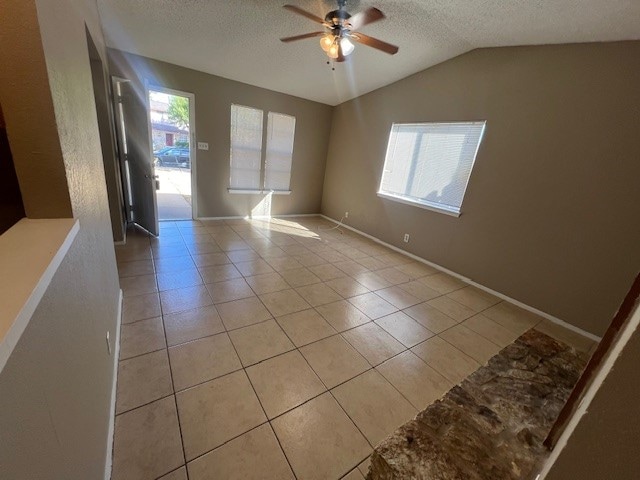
[{"x1": 368, "y1": 329, "x2": 587, "y2": 480}]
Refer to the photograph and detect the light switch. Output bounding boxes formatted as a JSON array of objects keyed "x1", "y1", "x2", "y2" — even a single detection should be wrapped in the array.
[{"x1": 197, "y1": 142, "x2": 209, "y2": 150}]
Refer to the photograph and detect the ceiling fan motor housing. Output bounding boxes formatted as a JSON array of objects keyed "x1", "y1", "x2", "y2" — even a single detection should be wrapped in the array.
[{"x1": 326, "y1": 9, "x2": 351, "y2": 36}]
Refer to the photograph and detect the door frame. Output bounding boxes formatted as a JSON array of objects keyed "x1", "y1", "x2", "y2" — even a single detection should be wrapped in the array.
[{"x1": 145, "y1": 84, "x2": 197, "y2": 220}]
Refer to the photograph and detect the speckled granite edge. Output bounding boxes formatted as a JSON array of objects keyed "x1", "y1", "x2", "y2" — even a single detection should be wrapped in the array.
[{"x1": 368, "y1": 329, "x2": 587, "y2": 480}]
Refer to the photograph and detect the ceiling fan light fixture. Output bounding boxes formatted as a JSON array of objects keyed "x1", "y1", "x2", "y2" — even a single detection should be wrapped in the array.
[
  {"x1": 327, "y1": 41, "x2": 340, "y2": 59},
  {"x1": 340, "y1": 37, "x2": 355, "y2": 56},
  {"x1": 320, "y1": 34, "x2": 334, "y2": 52}
]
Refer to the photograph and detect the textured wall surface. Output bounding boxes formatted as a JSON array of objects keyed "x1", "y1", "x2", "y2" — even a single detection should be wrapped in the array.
[
  {"x1": 321, "y1": 42, "x2": 640, "y2": 336},
  {"x1": 108, "y1": 49, "x2": 333, "y2": 219},
  {"x1": 0, "y1": 0, "x2": 121, "y2": 478},
  {"x1": 88, "y1": 33, "x2": 126, "y2": 241}
]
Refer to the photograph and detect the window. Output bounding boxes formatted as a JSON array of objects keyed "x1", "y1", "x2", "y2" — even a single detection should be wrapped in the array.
[
  {"x1": 229, "y1": 105, "x2": 296, "y2": 193},
  {"x1": 265, "y1": 112, "x2": 296, "y2": 192},
  {"x1": 378, "y1": 121, "x2": 486, "y2": 216},
  {"x1": 230, "y1": 104, "x2": 263, "y2": 190}
]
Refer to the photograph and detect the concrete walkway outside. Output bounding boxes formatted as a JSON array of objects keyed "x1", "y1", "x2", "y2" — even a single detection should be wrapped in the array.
[{"x1": 156, "y1": 167, "x2": 192, "y2": 220}]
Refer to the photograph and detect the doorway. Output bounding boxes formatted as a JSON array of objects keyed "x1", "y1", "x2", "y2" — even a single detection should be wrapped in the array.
[{"x1": 147, "y1": 87, "x2": 196, "y2": 221}]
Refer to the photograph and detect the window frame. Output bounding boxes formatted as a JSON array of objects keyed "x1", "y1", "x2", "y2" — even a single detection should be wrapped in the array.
[{"x1": 377, "y1": 121, "x2": 486, "y2": 217}]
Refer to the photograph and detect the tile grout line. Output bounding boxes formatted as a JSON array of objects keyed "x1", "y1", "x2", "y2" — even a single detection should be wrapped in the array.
[
  {"x1": 260, "y1": 298, "x2": 374, "y2": 466},
  {"x1": 241, "y1": 273, "x2": 333, "y2": 479},
  {"x1": 334, "y1": 335, "x2": 447, "y2": 427},
  {"x1": 260, "y1": 298, "x2": 378, "y2": 477},
  {"x1": 223, "y1": 289, "x2": 300, "y2": 480},
  {"x1": 115, "y1": 313, "x2": 499, "y2": 420},
  {"x1": 240, "y1": 274, "x2": 378, "y2": 477},
  {"x1": 113, "y1": 329, "x2": 419, "y2": 422},
  {"x1": 179, "y1": 420, "x2": 271, "y2": 468},
  {"x1": 152, "y1": 239, "x2": 191, "y2": 480}
]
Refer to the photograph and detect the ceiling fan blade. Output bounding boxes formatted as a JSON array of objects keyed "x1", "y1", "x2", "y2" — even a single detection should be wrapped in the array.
[
  {"x1": 283, "y1": 5, "x2": 325, "y2": 24},
  {"x1": 347, "y1": 7, "x2": 385, "y2": 31},
  {"x1": 280, "y1": 32, "x2": 325, "y2": 42},
  {"x1": 351, "y1": 32, "x2": 399, "y2": 55}
]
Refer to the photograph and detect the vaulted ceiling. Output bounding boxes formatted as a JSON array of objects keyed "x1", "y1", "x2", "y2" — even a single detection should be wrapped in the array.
[{"x1": 96, "y1": 0, "x2": 640, "y2": 105}]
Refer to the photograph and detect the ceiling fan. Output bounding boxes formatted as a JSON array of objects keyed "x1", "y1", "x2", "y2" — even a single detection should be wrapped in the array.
[{"x1": 280, "y1": 0, "x2": 399, "y2": 63}]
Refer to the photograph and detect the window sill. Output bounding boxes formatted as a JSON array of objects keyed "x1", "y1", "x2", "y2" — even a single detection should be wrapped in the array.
[
  {"x1": 377, "y1": 191, "x2": 461, "y2": 217},
  {"x1": 228, "y1": 189, "x2": 291, "y2": 195},
  {"x1": 0, "y1": 218, "x2": 79, "y2": 372}
]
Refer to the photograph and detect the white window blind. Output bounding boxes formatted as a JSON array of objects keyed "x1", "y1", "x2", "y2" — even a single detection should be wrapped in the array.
[
  {"x1": 379, "y1": 121, "x2": 486, "y2": 215},
  {"x1": 264, "y1": 112, "x2": 296, "y2": 191},
  {"x1": 230, "y1": 104, "x2": 263, "y2": 190}
]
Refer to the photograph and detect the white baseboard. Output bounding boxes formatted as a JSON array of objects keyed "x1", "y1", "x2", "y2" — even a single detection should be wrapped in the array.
[
  {"x1": 258, "y1": 213, "x2": 321, "y2": 218},
  {"x1": 320, "y1": 214, "x2": 601, "y2": 343},
  {"x1": 113, "y1": 224, "x2": 127, "y2": 246},
  {"x1": 104, "y1": 288, "x2": 123, "y2": 480},
  {"x1": 197, "y1": 213, "x2": 321, "y2": 221},
  {"x1": 197, "y1": 216, "x2": 245, "y2": 221}
]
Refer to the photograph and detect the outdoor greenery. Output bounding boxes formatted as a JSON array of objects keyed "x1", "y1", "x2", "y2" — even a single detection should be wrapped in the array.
[{"x1": 167, "y1": 96, "x2": 189, "y2": 129}]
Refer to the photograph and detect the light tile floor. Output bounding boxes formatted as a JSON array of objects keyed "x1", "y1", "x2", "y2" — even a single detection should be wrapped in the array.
[{"x1": 112, "y1": 217, "x2": 596, "y2": 480}]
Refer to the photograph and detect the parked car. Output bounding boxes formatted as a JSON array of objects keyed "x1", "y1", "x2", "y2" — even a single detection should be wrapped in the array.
[
  {"x1": 153, "y1": 146, "x2": 174, "y2": 157},
  {"x1": 154, "y1": 147, "x2": 190, "y2": 168}
]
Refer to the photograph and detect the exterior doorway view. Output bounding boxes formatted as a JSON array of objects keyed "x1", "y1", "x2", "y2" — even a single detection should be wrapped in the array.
[{"x1": 149, "y1": 88, "x2": 195, "y2": 220}]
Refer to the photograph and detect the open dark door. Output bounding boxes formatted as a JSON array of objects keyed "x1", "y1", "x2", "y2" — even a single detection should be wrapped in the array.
[{"x1": 112, "y1": 77, "x2": 159, "y2": 236}]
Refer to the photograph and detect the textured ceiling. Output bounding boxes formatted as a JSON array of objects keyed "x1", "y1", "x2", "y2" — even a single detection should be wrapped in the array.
[{"x1": 96, "y1": 0, "x2": 640, "y2": 105}]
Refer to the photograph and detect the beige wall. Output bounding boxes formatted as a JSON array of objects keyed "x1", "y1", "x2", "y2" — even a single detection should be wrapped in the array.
[
  {"x1": 108, "y1": 49, "x2": 333, "y2": 219},
  {"x1": 0, "y1": 1, "x2": 72, "y2": 218},
  {"x1": 545, "y1": 306, "x2": 640, "y2": 479},
  {"x1": 321, "y1": 42, "x2": 640, "y2": 336},
  {"x1": 0, "y1": 0, "x2": 121, "y2": 478}
]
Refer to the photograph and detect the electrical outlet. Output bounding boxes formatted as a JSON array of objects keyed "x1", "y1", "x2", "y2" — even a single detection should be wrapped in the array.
[
  {"x1": 344, "y1": 211, "x2": 349, "y2": 218},
  {"x1": 197, "y1": 142, "x2": 209, "y2": 150},
  {"x1": 403, "y1": 233, "x2": 410, "y2": 243},
  {"x1": 106, "y1": 331, "x2": 111, "y2": 355}
]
